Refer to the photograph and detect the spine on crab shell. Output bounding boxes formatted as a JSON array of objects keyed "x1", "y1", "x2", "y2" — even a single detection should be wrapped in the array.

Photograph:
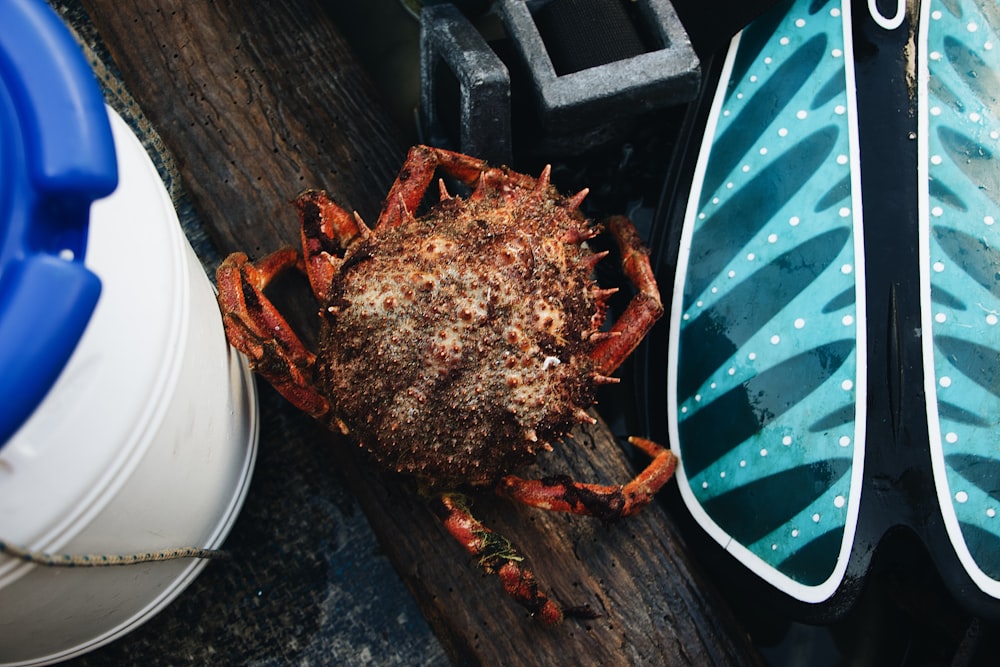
[
  {"x1": 390, "y1": 193, "x2": 418, "y2": 226},
  {"x1": 566, "y1": 188, "x2": 589, "y2": 211},
  {"x1": 437, "y1": 178, "x2": 453, "y2": 202},
  {"x1": 534, "y1": 164, "x2": 552, "y2": 191},
  {"x1": 466, "y1": 174, "x2": 487, "y2": 202},
  {"x1": 582, "y1": 250, "x2": 610, "y2": 272},
  {"x1": 592, "y1": 286, "x2": 618, "y2": 302},
  {"x1": 559, "y1": 226, "x2": 599, "y2": 244}
]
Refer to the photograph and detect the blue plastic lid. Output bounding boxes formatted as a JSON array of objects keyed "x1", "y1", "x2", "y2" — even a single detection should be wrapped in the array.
[{"x1": 0, "y1": 0, "x2": 118, "y2": 446}]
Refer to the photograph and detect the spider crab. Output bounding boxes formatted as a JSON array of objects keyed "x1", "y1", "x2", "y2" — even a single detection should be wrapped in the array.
[{"x1": 216, "y1": 145, "x2": 675, "y2": 624}]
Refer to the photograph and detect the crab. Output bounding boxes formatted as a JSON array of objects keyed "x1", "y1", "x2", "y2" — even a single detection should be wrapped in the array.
[{"x1": 216, "y1": 145, "x2": 676, "y2": 624}]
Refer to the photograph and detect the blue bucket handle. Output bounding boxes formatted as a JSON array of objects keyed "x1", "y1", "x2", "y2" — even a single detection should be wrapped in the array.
[{"x1": 0, "y1": 0, "x2": 117, "y2": 445}]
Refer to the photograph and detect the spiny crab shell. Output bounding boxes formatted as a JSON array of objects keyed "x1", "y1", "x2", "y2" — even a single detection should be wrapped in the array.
[
  {"x1": 217, "y1": 146, "x2": 672, "y2": 624},
  {"x1": 307, "y1": 164, "x2": 612, "y2": 488}
]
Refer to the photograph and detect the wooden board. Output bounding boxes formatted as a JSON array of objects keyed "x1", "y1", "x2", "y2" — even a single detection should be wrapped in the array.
[{"x1": 77, "y1": 0, "x2": 761, "y2": 663}]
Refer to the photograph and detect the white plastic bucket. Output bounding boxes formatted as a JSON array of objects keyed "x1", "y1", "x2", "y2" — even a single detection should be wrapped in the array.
[{"x1": 0, "y1": 109, "x2": 259, "y2": 665}]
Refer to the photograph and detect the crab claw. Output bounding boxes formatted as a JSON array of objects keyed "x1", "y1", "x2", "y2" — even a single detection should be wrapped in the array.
[{"x1": 216, "y1": 250, "x2": 332, "y2": 422}]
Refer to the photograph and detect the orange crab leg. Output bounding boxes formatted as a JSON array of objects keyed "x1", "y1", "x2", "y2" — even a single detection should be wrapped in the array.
[
  {"x1": 378, "y1": 145, "x2": 486, "y2": 229},
  {"x1": 591, "y1": 215, "x2": 664, "y2": 376},
  {"x1": 294, "y1": 189, "x2": 370, "y2": 303},
  {"x1": 377, "y1": 145, "x2": 548, "y2": 230},
  {"x1": 430, "y1": 493, "x2": 594, "y2": 625},
  {"x1": 217, "y1": 250, "x2": 331, "y2": 421},
  {"x1": 495, "y1": 437, "x2": 676, "y2": 519}
]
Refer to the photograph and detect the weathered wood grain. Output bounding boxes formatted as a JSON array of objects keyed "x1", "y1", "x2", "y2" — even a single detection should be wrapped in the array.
[
  {"x1": 82, "y1": 0, "x2": 409, "y2": 256},
  {"x1": 78, "y1": 1, "x2": 760, "y2": 664}
]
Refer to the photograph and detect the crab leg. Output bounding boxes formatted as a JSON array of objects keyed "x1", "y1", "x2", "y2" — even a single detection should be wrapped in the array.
[
  {"x1": 217, "y1": 250, "x2": 331, "y2": 421},
  {"x1": 294, "y1": 189, "x2": 370, "y2": 303},
  {"x1": 591, "y1": 215, "x2": 664, "y2": 376},
  {"x1": 377, "y1": 145, "x2": 543, "y2": 230},
  {"x1": 378, "y1": 145, "x2": 486, "y2": 229},
  {"x1": 495, "y1": 437, "x2": 676, "y2": 519},
  {"x1": 429, "y1": 493, "x2": 589, "y2": 625}
]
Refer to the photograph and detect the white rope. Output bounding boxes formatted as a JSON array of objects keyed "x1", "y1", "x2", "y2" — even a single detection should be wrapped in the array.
[{"x1": 0, "y1": 539, "x2": 226, "y2": 567}]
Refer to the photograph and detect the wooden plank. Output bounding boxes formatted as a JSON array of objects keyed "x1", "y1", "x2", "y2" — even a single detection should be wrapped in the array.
[
  {"x1": 82, "y1": 0, "x2": 409, "y2": 256},
  {"x1": 78, "y1": 1, "x2": 760, "y2": 664}
]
